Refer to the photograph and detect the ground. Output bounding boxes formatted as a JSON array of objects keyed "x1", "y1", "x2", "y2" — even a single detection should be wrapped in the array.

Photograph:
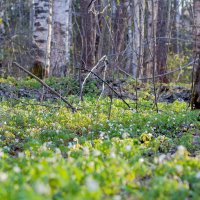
[{"x1": 0, "y1": 77, "x2": 200, "y2": 200}]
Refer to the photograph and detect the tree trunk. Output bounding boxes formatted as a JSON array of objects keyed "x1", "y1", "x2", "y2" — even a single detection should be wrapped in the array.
[
  {"x1": 113, "y1": 0, "x2": 128, "y2": 71},
  {"x1": 50, "y1": 0, "x2": 72, "y2": 77},
  {"x1": 32, "y1": 0, "x2": 53, "y2": 77},
  {"x1": 132, "y1": 0, "x2": 140, "y2": 77},
  {"x1": 156, "y1": 0, "x2": 169, "y2": 83},
  {"x1": 80, "y1": 0, "x2": 97, "y2": 69},
  {"x1": 143, "y1": 0, "x2": 157, "y2": 79},
  {"x1": 192, "y1": 0, "x2": 200, "y2": 109}
]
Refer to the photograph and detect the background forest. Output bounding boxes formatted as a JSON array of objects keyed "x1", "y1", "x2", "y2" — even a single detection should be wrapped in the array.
[
  {"x1": 1, "y1": 1, "x2": 200, "y2": 200},
  {"x1": 0, "y1": 0, "x2": 195, "y2": 82}
]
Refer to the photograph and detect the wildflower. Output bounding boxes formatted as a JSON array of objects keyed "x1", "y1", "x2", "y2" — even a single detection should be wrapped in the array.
[
  {"x1": 68, "y1": 142, "x2": 73, "y2": 149},
  {"x1": 139, "y1": 158, "x2": 144, "y2": 163},
  {"x1": 176, "y1": 145, "x2": 187, "y2": 156},
  {"x1": 18, "y1": 152, "x2": 25, "y2": 158},
  {"x1": 125, "y1": 145, "x2": 132, "y2": 151},
  {"x1": 55, "y1": 148, "x2": 61, "y2": 155},
  {"x1": 196, "y1": 171, "x2": 200, "y2": 179},
  {"x1": 35, "y1": 181, "x2": 50, "y2": 195},
  {"x1": 83, "y1": 147, "x2": 90, "y2": 156},
  {"x1": 13, "y1": 166, "x2": 21, "y2": 173},
  {"x1": 154, "y1": 154, "x2": 166, "y2": 164},
  {"x1": 100, "y1": 131, "x2": 105, "y2": 139},
  {"x1": 0, "y1": 149, "x2": 4, "y2": 157},
  {"x1": 85, "y1": 177, "x2": 99, "y2": 192},
  {"x1": 110, "y1": 152, "x2": 116, "y2": 158},
  {"x1": 113, "y1": 195, "x2": 122, "y2": 200},
  {"x1": 93, "y1": 149, "x2": 101, "y2": 156},
  {"x1": 73, "y1": 138, "x2": 78, "y2": 143},
  {"x1": 122, "y1": 132, "x2": 129, "y2": 139},
  {"x1": 0, "y1": 172, "x2": 8, "y2": 182},
  {"x1": 39, "y1": 143, "x2": 47, "y2": 151},
  {"x1": 158, "y1": 154, "x2": 166, "y2": 163},
  {"x1": 175, "y1": 165, "x2": 183, "y2": 173}
]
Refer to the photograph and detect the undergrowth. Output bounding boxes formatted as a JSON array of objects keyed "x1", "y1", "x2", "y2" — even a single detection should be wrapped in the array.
[
  {"x1": 0, "y1": 77, "x2": 199, "y2": 199},
  {"x1": 0, "y1": 94, "x2": 200, "y2": 199}
]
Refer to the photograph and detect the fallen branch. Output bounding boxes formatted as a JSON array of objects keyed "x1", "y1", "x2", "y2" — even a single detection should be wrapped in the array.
[
  {"x1": 117, "y1": 60, "x2": 196, "y2": 81},
  {"x1": 12, "y1": 62, "x2": 76, "y2": 112},
  {"x1": 139, "y1": 60, "x2": 195, "y2": 81},
  {"x1": 81, "y1": 68, "x2": 131, "y2": 109}
]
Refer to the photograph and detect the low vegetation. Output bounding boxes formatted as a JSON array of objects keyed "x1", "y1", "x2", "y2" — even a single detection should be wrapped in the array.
[{"x1": 0, "y1": 78, "x2": 200, "y2": 200}]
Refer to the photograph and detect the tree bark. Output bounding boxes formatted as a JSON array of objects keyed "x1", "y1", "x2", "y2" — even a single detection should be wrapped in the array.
[
  {"x1": 132, "y1": 0, "x2": 140, "y2": 77},
  {"x1": 113, "y1": 0, "x2": 128, "y2": 71},
  {"x1": 156, "y1": 0, "x2": 169, "y2": 83},
  {"x1": 80, "y1": 0, "x2": 97, "y2": 69},
  {"x1": 50, "y1": 0, "x2": 72, "y2": 77},
  {"x1": 192, "y1": 0, "x2": 200, "y2": 109},
  {"x1": 32, "y1": 0, "x2": 53, "y2": 77}
]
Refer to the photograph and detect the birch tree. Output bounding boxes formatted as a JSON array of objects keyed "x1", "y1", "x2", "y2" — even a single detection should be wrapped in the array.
[
  {"x1": 32, "y1": 0, "x2": 53, "y2": 77},
  {"x1": 50, "y1": 0, "x2": 72, "y2": 77}
]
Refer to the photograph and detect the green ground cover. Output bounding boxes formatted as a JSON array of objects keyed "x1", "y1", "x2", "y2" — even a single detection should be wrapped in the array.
[{"x1": 0, "y1": 95, "x2": 200, "y2": 200}]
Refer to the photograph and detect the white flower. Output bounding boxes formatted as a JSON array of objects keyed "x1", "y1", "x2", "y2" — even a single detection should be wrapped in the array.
[
  {"x1": 13, "y1": 166, "x2": 21, "y2": 173},
  {"x1": 196, "y1": 171, "x2": 200, "y2": 179},
  {"x1": 100, "y1": 131, "x2": 105, "y2": 139},
  {"x1": 83, "y1": 147, "x2": 90, "y2": 156},
  {"x1": 55, "y1": 148, "x2": 61, "y2": 155},
  {"x1": 73, "y1": 138, "x2": 78, "y2": 143},
  {"x1": 175, "y1": 165, "x2": 183, "y2": 173},
  {"x1": 110, "y1": 152, "x2": 116, "y2": 158},
  {"x1": 125, "y1": 145, "x2": 132, "y2": 151},
  {"x1": 39, "y1": 143, "x2": 48, "y2": 151},
  {"x1": 85, "y1": 177, "x2": 99, "y2": 192},
  {"x1": 0, "y1": 172, "x2": 8, "y2": 182},
  {"x1": 122, "y1": 132, "x2": 129, "y2": 139},
  {"x1": 148, "y1": 133, "x2": 153, "y2": 137},
  {"x1": 139, "y1": 158, "x2": 144, "y2": 163},
  {"x1": 93, "y1": 150, "x2": 101, "y2": 157},
  {"x1": 68, "y1": 142, "x2": 73, "y2": 149},
  {"x1": 113, "y1": 195, "x2": 122, "y2": 200},
  {"x1": 3, "y1": 146, "x2": 10, "y2": 151},
  {"x1": 158, "y1": 154, "x2": 166, "y2": 163},
  {"x1": 35, "y1": 181, "x2": 50, "y2": 195},
  {"x1": 0, "y1": 149, "x2": 4, "y2": 157},
  {"x1": 18, "y1": 152, "x2": 25, "y2": 158},
  {"x1": 177, "y1": 145, "x2": 186, "y2": 156}
]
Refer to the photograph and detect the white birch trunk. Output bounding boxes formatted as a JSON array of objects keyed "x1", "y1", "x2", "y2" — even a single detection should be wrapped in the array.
[
  {"x1": 50, "y1": 0, "x2": 72, "y2": 76},
  {"x1": 32, "y1": 0, "x2": 53, "y2": 77},
  {"x1": 126, "y1": 1, "x2": 133, "y2": 73},
  {"x1": 132, "y1": 0, "x2": 140, "y2": 78},
  {"x1": 138, "y1": 0, "x2": 145, "y2": 78},
  {"x1": 144, "y1": 0, "x2": 158, "y2": 77}
]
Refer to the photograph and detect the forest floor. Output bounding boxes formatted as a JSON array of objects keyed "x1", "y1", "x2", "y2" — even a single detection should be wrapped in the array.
[{"x1": 0, "y1": 77, "x2": 200, "y2": 200}]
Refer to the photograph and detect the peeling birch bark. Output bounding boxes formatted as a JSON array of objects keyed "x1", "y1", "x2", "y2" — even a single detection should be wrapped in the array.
[
  {"x1": 32, "y1": 0, "x2": 53, "y2": 77},
  {"x1": 50, "y1": 0, "x2": 72, "y2": 77}
]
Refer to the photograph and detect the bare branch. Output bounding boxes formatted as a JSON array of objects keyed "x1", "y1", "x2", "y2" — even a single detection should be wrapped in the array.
[{"x1": 12, "y1": 62, "x2": 76, "y2": 112}]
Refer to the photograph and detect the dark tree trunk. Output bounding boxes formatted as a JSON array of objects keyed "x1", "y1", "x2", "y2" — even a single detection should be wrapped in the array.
[
  {"x1": 156, "y1": 0, "x2": 169, "y2": 83},
  {"x1": 192, "y1": 0, "x2": 200, "y2": 109},
  {"x1": 80, "y1": 0, "x2": 97, "y2": 69},
  {"x1": 113, "y1": 0, "x2": 127, "y2": 70}
]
